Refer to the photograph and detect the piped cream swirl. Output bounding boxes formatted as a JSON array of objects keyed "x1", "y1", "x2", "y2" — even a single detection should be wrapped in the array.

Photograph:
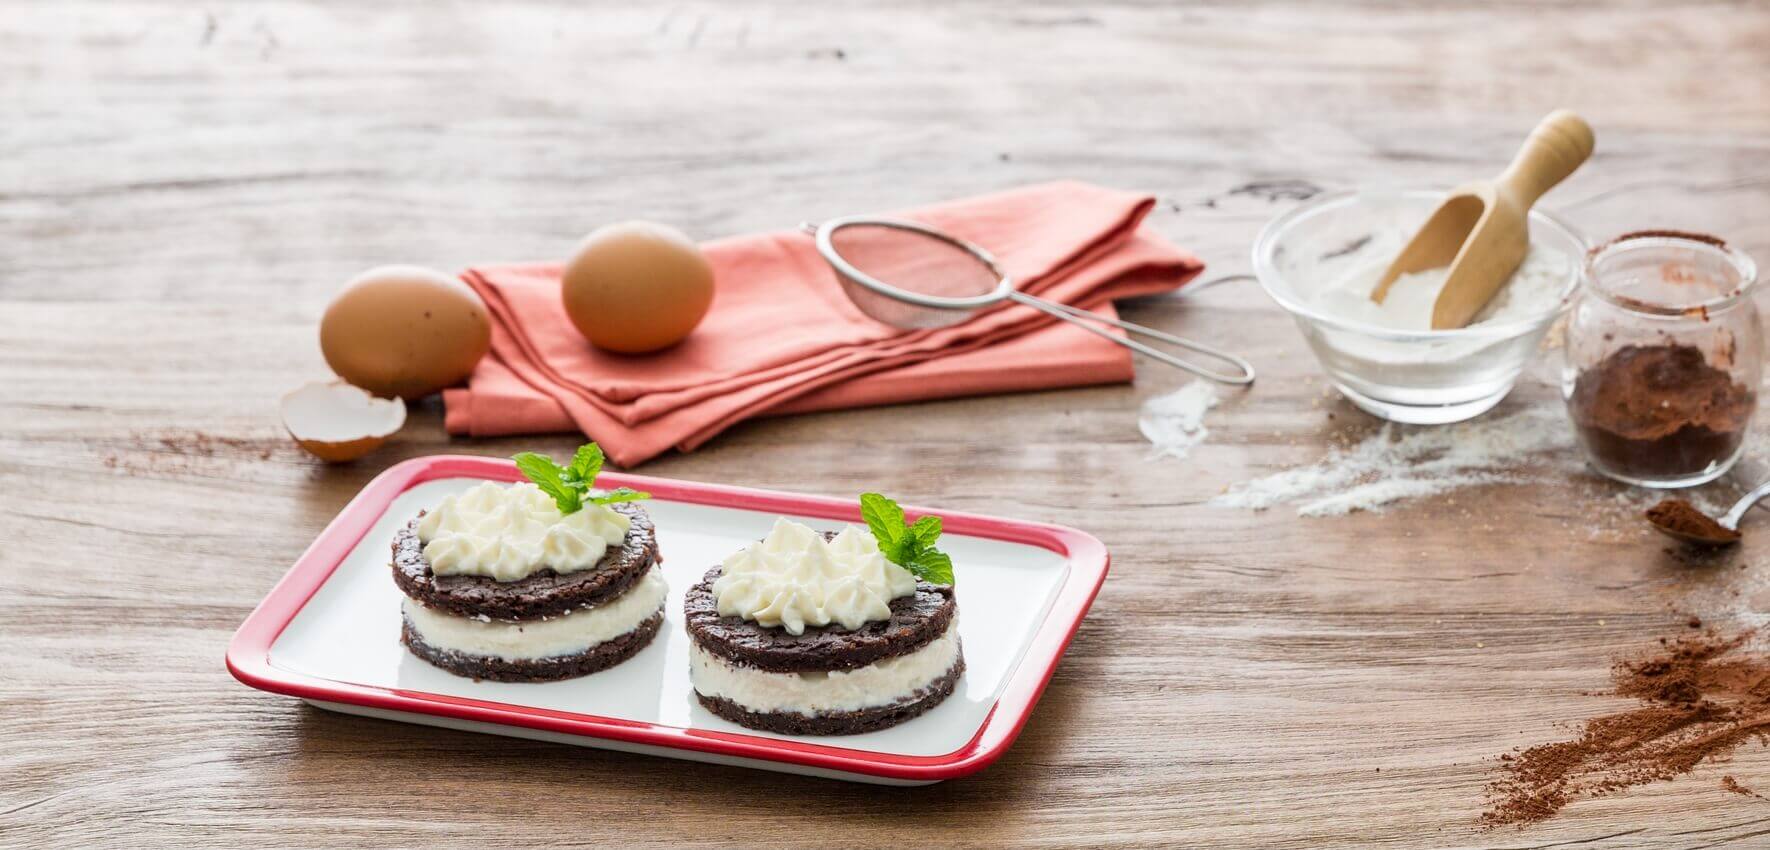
[
  {"x1": 416, "y1": 481, "x2": 630, "y2": 582},
  {"x1": 713, "y1": 518, "x2": 917, "y2": 635}
]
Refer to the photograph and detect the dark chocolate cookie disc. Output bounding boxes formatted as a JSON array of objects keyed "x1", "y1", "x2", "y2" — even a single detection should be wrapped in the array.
[
  {"x1": 391, "y1": 502, "x2": 659, "y2": 620},
  {"x1": 400, "y1": 610, "x2": 664, "y2": 683},
  {"x1": 695, "y1": 654, "x2": 965, "y2": 735},
  {"x1": 683, "y1": 566, "x2": 956, "y2": 674}
]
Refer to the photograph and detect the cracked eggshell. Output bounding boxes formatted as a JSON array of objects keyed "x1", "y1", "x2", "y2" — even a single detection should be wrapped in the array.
[
  {"x1": 320, "y1": 265, "x2": 491, "y2": 400},
  {"x1": 281, "y1": 380, "x2": 407, "y2": 463}
]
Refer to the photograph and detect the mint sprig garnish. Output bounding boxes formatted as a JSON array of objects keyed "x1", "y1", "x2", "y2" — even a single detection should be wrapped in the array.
[
  {"x1": 859, "y1": 492, "x2": 954, "y2": 585},
  {"x1": 511, "y1": 442, "x2": 650, "y2": 515}
]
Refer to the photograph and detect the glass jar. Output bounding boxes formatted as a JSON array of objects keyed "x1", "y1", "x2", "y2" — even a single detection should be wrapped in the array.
[{"x1": 1562, "y1": 232, "x2": 1761, "y2": 487}]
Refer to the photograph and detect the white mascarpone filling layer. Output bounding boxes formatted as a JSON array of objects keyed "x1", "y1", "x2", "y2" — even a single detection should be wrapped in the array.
[
  {"x1": 417, "y1": 481, "x2": 631, "y2": 581},
  {"x1": 689, "y1": 622, "x2": 962, "y2": 715},
  {"x1": 713, "y1": 518, "x2": 918, "y2": 635},
  {"x1": 403, "y1": 568, "x2": 667, "y2": 661}
]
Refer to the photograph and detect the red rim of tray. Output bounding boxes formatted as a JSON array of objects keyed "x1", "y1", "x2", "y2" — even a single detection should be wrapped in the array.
[{"x1": 226, "y1": 455, "x2": 1110, "y2": 783}]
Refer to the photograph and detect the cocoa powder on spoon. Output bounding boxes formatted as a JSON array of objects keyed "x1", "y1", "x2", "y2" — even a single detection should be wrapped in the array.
[{"x1": 1646, "y1": 498, "x2": 1742, "y2": 545}]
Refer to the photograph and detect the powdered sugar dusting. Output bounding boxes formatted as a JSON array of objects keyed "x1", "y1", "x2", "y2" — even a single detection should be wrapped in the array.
[
  {"x1": 1214, "y1": 406, "x2": 1575, "y2": 516},
  {"x1": 1140, "y1": 381, "x2": 1218, "y2": 460}
]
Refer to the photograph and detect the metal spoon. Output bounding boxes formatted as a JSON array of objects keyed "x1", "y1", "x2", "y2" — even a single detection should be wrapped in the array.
[{"x1": 1645, "y1": 479, "x2": 1770, "y2": 545}]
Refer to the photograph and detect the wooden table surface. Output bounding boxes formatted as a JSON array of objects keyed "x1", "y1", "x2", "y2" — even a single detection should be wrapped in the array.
[{"x1": 7, "y1": 2, "x2": 1770, "y2": 847}]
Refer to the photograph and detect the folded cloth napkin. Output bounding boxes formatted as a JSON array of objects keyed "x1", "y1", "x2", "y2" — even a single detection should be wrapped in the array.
[{"x1": 442, "y1": 180, "x2": 1203, "y2": 466}]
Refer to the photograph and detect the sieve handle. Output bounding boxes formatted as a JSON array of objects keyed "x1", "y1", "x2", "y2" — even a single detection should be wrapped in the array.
[{"x1": 1006, "y1": 291, "x2": 1256, "y2": 385}]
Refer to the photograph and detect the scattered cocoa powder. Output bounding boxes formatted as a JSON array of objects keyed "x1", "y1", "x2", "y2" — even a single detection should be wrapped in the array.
[
  {"x1": 101, "y1": 430, "x2": 284, "y2": 474},
  {"x1": 1721, "y1": 775, "x2": 1762, "y2": 798},
  {"x1": 1482, "y1": 630, "x2": 1770, "y2": 828},
  {"x1": 1645, "y1": 498, "x2": 1741, "y2": 545},
  {"x1": 150, "y1": 432, "x2": 275, "y2": 460},
  {"x1": 1597, "y1": 229, "x2": 1730, "y2": 253}
]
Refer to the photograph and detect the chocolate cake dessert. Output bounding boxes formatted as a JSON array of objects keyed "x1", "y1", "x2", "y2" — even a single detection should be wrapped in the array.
[
  {"x1": 685, "y1": 510, "x2": 963, "y2": 736},
  {"x1": 393, "y1": 469, "x2": 665, "y2": 683}
]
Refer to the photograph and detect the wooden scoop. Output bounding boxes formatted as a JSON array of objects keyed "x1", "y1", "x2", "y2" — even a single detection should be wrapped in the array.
[{"x1": 1370, "y1": 110, "x2": 1594, "y2": 329}]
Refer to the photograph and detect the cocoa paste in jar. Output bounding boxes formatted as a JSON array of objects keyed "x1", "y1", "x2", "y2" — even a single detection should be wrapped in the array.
[{"x1": 1568, "y1": 343, "x2": 1755, "y2": 479}]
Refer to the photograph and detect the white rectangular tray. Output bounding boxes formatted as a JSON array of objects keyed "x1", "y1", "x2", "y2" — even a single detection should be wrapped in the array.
[{"x1": 229, "y1": 456, "x2": 1109, "y2": 784}]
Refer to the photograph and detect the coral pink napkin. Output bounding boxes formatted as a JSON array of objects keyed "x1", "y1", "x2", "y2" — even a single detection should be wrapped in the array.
[{"x1": 443, "y1": 181, "x2": 1203, "y2": 466}]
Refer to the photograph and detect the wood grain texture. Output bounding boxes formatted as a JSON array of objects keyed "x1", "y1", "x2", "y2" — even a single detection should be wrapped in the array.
[{"x1": 5, "y1": 2, "x2": 1770, "y2": 847}]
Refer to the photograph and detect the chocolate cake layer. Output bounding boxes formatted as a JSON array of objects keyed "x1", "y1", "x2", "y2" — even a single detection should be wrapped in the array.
[
  {"x1": 392, "y1": 502, "x2": 658, "y2": 620},
  {"x1": 695, "y1": 655, "x2": 965, "y2": 735},
  {"x1": 684, "y1": 565, "x2": 957, "y2": 674},
  {"x1": 400, "y1": 610, "x2": 663, "y2": 683}
]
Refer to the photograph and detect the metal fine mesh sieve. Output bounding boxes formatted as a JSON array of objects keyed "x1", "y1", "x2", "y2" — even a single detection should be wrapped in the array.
[{"x1": 805, "y1": 216, "x2": 1255, "y2": 384}]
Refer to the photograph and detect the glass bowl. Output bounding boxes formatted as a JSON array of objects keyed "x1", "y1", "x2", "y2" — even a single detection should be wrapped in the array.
[{"x1": 1252, "y1": 189, "x2": 1587, "y2": 424}]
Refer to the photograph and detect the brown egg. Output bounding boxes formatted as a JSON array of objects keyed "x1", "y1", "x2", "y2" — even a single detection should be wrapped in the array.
[
  {"x1": 561, "y1": 221, "x2": 715, "y2": 353},
  {"x1": 320, "y1": 265, "x2": 491, "y2": 399}
]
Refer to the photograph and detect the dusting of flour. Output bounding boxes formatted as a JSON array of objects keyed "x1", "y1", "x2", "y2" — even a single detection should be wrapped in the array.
[
  {"x1": 1140, "y1": 381, "x2": 1218, "y2": 460},
  {"x1": 1313, "y1": 241, "x2": 1569, "y2": 331},
  {"x1": 1213, "y1": 406, "x2": 1574, "y2": 516}
]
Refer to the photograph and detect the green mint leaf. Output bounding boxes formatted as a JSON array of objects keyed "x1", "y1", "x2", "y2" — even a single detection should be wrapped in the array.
[
  {"x1": 859, "y1": 492, "x2": 905, "y2": 547},
  {"x1": 907, "y1": 515, "x2": 942, "y2": 547},
  {"x1": 512, "y1": 451, "x2": 581, "y2": 514},
  {"x1": 589, "y1": 487, "x2": 651, "y2": 504},
  {"x1": 565, "y1": 443, "x2": 604, "y2": 487},
  {"x1": 908, "y1": 550, "x2": 954, "y2": 586},
  {"x1": 514, "y1": 443, "x2": 645, "y2": 513},
  {"x1": 880, "y1": 534, "x2": 919, "y2": 567},
  {"x1": 858, "y1": 492, "x2": 954, "y2": 585}
]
